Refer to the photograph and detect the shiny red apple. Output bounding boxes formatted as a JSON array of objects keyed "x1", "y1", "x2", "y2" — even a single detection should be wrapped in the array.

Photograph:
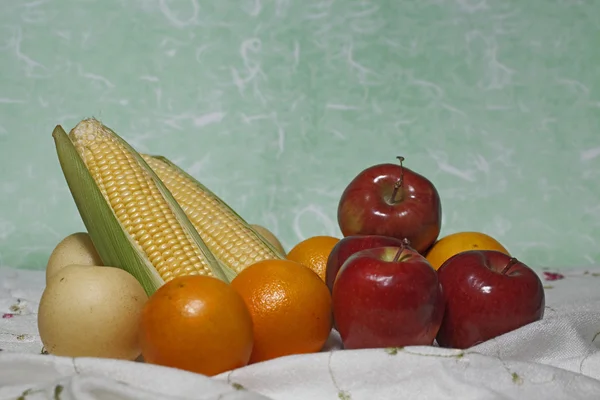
[
  {"x1": 337, "y1": 157, "x2": 442, "y2": 254},
  {"x1": 332, "y1": 244, "x2": 444, "y2": 350},
  {"x1": 325, "y1": 234, "x2": 407, "y2": 294},
  {"x1": 436, "y1": 250, "x2": 545, "y2": 349}
]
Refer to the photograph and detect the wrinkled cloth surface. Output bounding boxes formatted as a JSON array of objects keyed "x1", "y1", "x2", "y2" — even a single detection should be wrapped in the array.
[{"x1": 1, "y1": 266, "x2": 599, "y2": 400}]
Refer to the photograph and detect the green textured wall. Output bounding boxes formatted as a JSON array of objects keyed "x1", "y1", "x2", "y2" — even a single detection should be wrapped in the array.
[{"x1": 1, "y1": 0, "x2": 599, "y2": 271}]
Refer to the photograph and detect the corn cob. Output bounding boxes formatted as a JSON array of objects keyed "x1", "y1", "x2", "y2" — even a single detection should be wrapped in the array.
[
  {"x1": 141, "y1": 155, "x2": 285, "y2": 274},
  {"x1": 52, "y1": 118, "x2": 234, "y2": 296}
]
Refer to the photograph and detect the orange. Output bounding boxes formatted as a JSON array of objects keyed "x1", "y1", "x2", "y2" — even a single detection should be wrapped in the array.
[
  {"x1": 230, "y1": 259, "x2": 333, "y2": 364},
  {"x1": 138, "y1": 275, "x2": 254, "y2": 376},
  {"x1": 286, "y1": 235, "x2": 340, "y2": 282},
  {"x1": 425, "y1": 231, "x2": 510, "y2": 270}
]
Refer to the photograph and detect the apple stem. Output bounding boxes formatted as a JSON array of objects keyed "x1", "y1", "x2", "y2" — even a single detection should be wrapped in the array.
[
  {"x1": 500, "y1": 258, "x2": 519, "y2": 275},
  {"x1": 390, "y1": 156, "x2": 405, "y2": 203},
  {"x1": 392, "y1": 247, "x2": 403, "y2": 263}
]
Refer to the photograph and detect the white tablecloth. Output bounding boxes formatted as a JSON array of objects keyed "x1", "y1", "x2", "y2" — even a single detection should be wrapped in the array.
[{"x1": 1, "y1": 266, "x2": 599, "y2": 400}]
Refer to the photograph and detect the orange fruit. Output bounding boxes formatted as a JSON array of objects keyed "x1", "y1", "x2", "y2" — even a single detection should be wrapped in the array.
[
  {"x1": 250, "y1": 224, "x2": 286, "y2": 255},
  {"x1": 286, "y1": 235, "x2": 340, "y2": 282},
  {"x1": 138, "y1": 275, "x2": 254, "y2": 376},
  {"x1": 425, "y1": 231, "x2": 510, "y2": 270},
  {"x1": 230, "y1": 259, "x2": 333, "y2": 364}
]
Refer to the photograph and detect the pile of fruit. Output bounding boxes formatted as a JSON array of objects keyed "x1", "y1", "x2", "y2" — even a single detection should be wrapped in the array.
[
  {"x1": 328, "y1": 156, "x2": 545, "y2": 350},
  {"x1": 36, "y1": 118, "x2": 545, "y2": 378}
]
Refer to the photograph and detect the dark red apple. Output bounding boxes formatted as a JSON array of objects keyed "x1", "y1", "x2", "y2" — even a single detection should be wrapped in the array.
[
  {"x1": 436, "y1": 250, "x2": 545, "y2": 349},
  {"x1": 332, "y1": 244, "x2": 444, "y2": 350},
  {"x1": 325, "y1": 235, "x2": 407, "y2": 293},
  {"x1": 337, "y1": 157, "x2": 442, "y2": 254}
]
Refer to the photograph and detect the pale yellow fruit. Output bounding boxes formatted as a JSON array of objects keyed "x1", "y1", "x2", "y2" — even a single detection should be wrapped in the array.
[
  {"x1": 46, "y1": 232, "x2": 103, "y2": 283},
  {"x1": 37, "y1": 264, "x2": 148, "y2": 360},
  {"x1": 425, "y1": 231, "x2": 510, "y2": 270},
  {"x1": 251, "y1": 224, "x2": 286, "y2": 256}
]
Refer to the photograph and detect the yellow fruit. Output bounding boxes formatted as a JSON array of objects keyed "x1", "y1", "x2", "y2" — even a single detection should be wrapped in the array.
[
  {"x1": 45, "y1": 232, "x2": 104, "y2": 283},
  {"x1": 38, "y1": 265, "x2": 148, "y2": 360},
  {"x1": 286, "y1": 236, "x2": 340, "y2": 283},
  {"x1": 250, "y1": 224, "x2": 286, "y2": 256},
  {"x1": 425, "y1": 231, "x2": 510, "y2": 270}
]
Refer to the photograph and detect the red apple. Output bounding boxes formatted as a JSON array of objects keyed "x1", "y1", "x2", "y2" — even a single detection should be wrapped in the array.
[
  {"x1": 436, "y1": 250, "x2": 545, "y2": 349},
  {"x1": 325, "y1": 234, "x2": 407, "y2": 293},
  {"x1": 337, "y1": 157, "x2": 442, "y2": 254},
  {"x1": 332, "y1": 244, "x2": 444, "y2": 350}
]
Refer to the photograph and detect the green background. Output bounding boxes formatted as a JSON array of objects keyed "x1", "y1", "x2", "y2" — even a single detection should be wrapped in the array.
[{"x1": 1, "y1": 0, "x2": 599, "y2": 271}]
